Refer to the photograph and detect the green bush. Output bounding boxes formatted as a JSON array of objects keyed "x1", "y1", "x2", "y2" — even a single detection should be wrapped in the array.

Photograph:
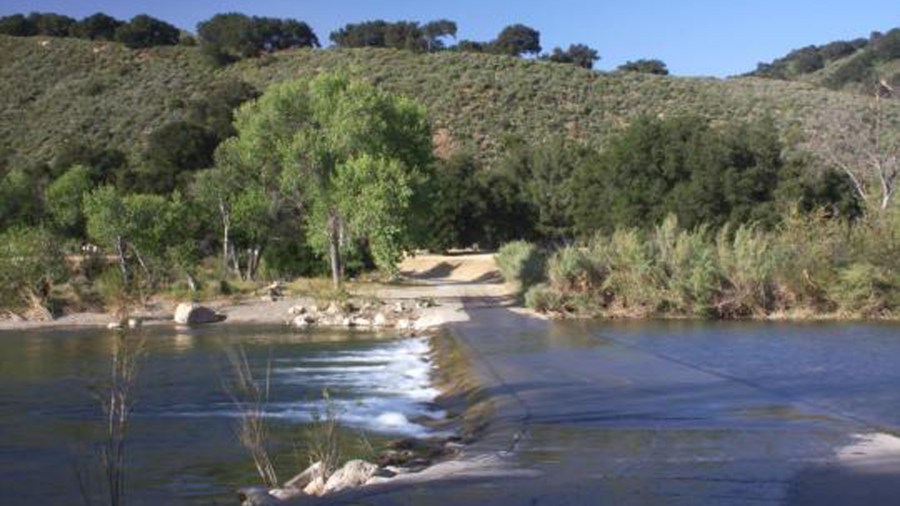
[
  {"x1": 524, "y1": 282, "x2": 564, "y2": 313},
  {"x1": 496, "y1": 240, "x2": 545, "y2": 291},
  {"x1": 653, "y1": 217, "x2": 720, "y2": 314},
  {"x1": 547, "y1": 246, "x2": 599, "y2": 294},
  {"x1": 716, "y1": 224, "x2": 778, "y2": 317},
  {"x1": 832, "y1": 263, "x2": 893, "y2": 315},
  {"x1": 594, "y1": 229, "x2": 664, "y2": 311}
]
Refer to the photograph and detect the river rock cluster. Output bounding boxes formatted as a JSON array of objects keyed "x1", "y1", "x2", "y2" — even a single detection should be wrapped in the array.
[
  {"x1": 286, "y1": 299, "x2": 436, "y2": 331},
  {"x1": 238, "y1": 437, "x2": 460, "y2": 505}
]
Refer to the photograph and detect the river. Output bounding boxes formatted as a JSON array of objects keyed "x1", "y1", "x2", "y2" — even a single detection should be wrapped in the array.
[
  {"x1": 351, "y1": 307, "x2": 900, "y2": 506},
  {"x1": 0, "y1": 325, "x2": 443, "y2": 505}
]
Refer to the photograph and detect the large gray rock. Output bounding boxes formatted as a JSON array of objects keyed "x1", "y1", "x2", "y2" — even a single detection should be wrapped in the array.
[
  {"x1": 323, "y1": 460, "x2": 379, "y2": 494},
  {"x1": 174, "y1": 303, "x2": 221, "y2": 325}
]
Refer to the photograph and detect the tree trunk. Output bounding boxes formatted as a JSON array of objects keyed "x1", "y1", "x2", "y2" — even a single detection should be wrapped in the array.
[
  {"x1": 229, "y1": 243, "x2": 241, "y2": 280},
  {"x1": 114, "y1": 235, "x2": 128, "y2": 285},
  {"x1": 219, "y1": 198, "x2": 231, "y2": 273},
  {"x1": 246, "y1": 245, "x2": 264, "y2": 281},
  {"x1": 328, "y1": 216, "x2": 342, "y2": 290}
]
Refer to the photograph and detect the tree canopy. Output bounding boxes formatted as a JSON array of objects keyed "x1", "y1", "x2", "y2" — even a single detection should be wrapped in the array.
[
  {"x1": 617, "y1": 59, "x2": 669, "y2": 75},
  {"x1": 219, "y1": 73, "x2": 433, "y2": 286},
  {"x1": 197, "y1": 13, "x2": 319, "y2": 64},
  {"x1": 114, "y1": 14, "x2": 180, "y2": 49},
  {"x1": 547, "y1": 44, "x2": 600, "y2": 69},
  {"x1": 492, "y1": 24, "x2": 542, "y2": 57},
  {"x1": 330, "y1": 19, "x2": 456, "y2": 52}
]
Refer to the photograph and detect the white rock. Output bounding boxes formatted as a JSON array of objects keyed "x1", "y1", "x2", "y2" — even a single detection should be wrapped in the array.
[
  {"x1": 326, "y1": 302, "x2": 341, "y2": 315},
  {"x1": 288, "y1": 305, "x2": 306, "y2": 315},
  {"x1": 354, "y1": 318, "x2": 371, "y2": 327},
  {"x1": 373, "y1": 312, "x2": 388, "y2": 327},
  {"x1": 303, "y1": 476, "x2": 326, "y2": 496},
  {"x1": 323, "y1": 460, "x2": 379, "y2": 494},
  {"x1": 283, "y1": 461, "x2": 324, "y2": 491},
  {"x1": 396, "y1": 318, "x2": 412, "y2": 330},
  {"x1": 292, "y1": 316, "x2": 310, "y2": 328},
  {"x1": 127, "y1": 317, "x2": 142, "y2": 329},
  {"x1": 106, "y1": 321, "x2": 123, "y2": 330}
]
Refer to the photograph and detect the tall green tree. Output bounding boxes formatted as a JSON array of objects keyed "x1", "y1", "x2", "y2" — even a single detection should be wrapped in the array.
[
  {"x1": 0, "y1": 227, "x2": 66, "y2": 318},
  {"x1": 45, "y1": 164, "x2": 94, "y2": 235},
  {"x1": 225, "y1": 74, "x2": 433, "y2": 287}
]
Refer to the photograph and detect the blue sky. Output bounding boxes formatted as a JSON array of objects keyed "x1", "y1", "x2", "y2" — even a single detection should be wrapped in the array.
[{"x1": 1, "y1": 0, "x2": 897, "y2": 76}]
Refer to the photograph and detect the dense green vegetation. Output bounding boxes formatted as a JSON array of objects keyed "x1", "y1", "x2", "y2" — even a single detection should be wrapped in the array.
[
  {"x1": 749, "y1": 28, "x2": 900, "y2": 94},
  {"x1": 518, "y1": 211, "x2": 900, "y2": 319},
  {"x1": 0, "y1": 12, "x2": 184, "y2": 48},
  {"x1": 0, "y1": 16, "x2": 899, "y2": 320}
]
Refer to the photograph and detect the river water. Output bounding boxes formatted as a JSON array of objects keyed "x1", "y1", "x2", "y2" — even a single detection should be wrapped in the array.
[
  {"x1": 351, "y1": 313, "x2": 900, "y2": 506},
  {"x1": 5, "y1": 318, "x2": 900, "y2": 506},
  {"x1": 0, "y1": 325, "x2": 443, "y2": 505}
]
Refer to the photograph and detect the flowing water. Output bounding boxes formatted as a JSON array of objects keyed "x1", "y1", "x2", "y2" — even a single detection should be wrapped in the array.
[
  {"x1": 5, "y1": 318, "x2": 900, "y2": 506},
  {"x1": 0, "y1": 325, "x2": 443, "y2": 505}
]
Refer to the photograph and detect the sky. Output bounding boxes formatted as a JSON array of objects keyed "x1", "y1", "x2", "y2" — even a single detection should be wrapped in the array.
[{"x1": 1, "y1": 0, "x2": 897, "y2": 76}]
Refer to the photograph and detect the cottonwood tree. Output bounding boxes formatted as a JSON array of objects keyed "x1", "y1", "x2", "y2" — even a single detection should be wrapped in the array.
[
  {"x1": 226, "y1": 74, "x2": 432, "y2": 288},
  {"x1": 83, "y1": 187, "x2": 195, "y2": 293},
  {"x1": 0, "y1": 227, "x2": 66, "y2": 319},
  {"x1": 806, "y1": 95, "x2": 899, "y2": 212}
]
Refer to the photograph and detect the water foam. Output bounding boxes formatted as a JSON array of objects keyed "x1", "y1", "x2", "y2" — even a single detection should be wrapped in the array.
[{"x1": 167, "y1": 337, "x2": 444, "y2": 437}]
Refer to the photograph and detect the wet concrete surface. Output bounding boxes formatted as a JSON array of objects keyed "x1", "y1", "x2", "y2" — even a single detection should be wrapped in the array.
[{"x1": 330, "y1": 302, "x2": 900, "y2": 505}]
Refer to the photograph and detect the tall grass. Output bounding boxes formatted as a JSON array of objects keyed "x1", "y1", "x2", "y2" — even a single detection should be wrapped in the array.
[
  {"x1": 522, "y1": 211, "x2": 900, "y2": 319},
  {"x1": 224, "y1": 347, "x2": 279, "y2": 488},
  {"x1": 77, "y1": 330, "x2": 146, "y2": 506},
  {"x1": 303, "y1": 389, "x2": 342, "y2": 478}
]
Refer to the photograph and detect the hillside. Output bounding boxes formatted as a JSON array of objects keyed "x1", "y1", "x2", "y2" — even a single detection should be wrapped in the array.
[
  {"x1": 1, "y1": 33, "x2": 897, "y2": 170},
  {"x1": 748, "y1": 28, "x2": 899, "y2": 94}
]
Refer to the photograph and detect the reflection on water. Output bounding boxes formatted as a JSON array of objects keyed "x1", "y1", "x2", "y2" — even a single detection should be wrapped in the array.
[{"x1": 0, "y1": 325, "x2": 442, "y2": 505}]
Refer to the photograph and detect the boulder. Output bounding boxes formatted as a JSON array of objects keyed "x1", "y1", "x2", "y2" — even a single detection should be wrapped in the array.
[
  {"x1": 174, "y1": 303, "x2": 222, "y2": 325},
  {"x1": 288, "y1": 305, "x2": 307, "y2": 316},
  {"x1": 396, "y1": 318, "x2": 412, "y2": 331},
  {"x1": 265, "y1": 281, "x2": 284, "y2": 298},
  {"x1": 106, "y1": 321, "x2": 123, "y2": 330},
  {"x1": 323, "y1": 460, "x2": 379, "y2": 494},
  {"x1": 292, "y1": 316, "x2": 310, "y2": 329},
  {"x1": 127, "y1": 317, "x2": 142, "y2": 329},
  {"x1": 325, "y1": 302, "x2": 341, "y2": 316},
  {"x1": 373, "y1": 312, "x2": 389, "y2": 327},
  {"x1": 303, "y1": 475, "x2": 326, "y2": 496}
]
